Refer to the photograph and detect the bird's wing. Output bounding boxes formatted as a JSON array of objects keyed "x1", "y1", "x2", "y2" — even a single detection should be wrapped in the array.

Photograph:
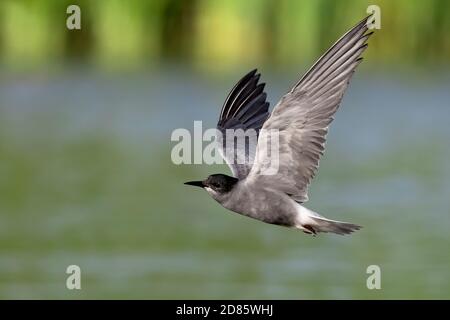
[
  {"x1": 217, "y1": 69, "x2": 270, "y2": 180},
  {"x1": 248, "y1": 16, "x2": 373, "y2": 203}
]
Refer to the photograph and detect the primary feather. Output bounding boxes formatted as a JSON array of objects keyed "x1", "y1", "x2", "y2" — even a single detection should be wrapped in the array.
[
  {"x1": 217, "y1": 69, "x2": 270, "y2": 179},
  {"x1": 248, "y1": 16, "x2": 373, "y2": 203}
]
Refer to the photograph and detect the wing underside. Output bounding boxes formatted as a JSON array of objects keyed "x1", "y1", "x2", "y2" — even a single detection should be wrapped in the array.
[
  {"x1": 249, "y1": 16, "x2": 374, "y2": 202},
  {"x1": 217, "y1": 69, "x2": 270, "y2": 179}
]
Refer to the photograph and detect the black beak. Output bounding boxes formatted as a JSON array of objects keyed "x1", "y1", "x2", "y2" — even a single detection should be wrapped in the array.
[{"x1": 184, "y1": 180, "x2": 205, "y2": 188}]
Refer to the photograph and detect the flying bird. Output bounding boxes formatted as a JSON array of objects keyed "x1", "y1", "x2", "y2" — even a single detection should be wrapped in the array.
[{"x1": 185, "y1": 16, "x2": 373, "y2": 235}]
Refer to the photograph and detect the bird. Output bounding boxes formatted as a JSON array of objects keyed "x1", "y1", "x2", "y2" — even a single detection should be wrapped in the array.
[{"x1": 185, "y1": 16, "x2": 374, "y2": 236}]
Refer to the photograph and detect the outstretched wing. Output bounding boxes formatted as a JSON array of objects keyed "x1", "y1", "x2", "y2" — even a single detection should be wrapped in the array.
[
  {"x1": 248, "y1": 16, "x2": 373, "y2": 202},
  {"x1": 217, "y1": 69, "x2": 270, "y2": 180}
]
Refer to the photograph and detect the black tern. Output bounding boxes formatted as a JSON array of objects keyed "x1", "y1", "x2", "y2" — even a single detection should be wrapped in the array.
[{"x1": 185, "y1": 16, "x2": 373, "y2": 236}]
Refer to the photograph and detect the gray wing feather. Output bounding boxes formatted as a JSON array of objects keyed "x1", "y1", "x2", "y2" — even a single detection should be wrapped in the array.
[{"x1": 249, "y1": 16, "x2": 373, "y2": 202}]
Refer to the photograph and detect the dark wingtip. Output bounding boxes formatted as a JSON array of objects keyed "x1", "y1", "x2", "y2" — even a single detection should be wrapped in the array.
[
  {"x1": 244, "y1": 69, "x2": 258, "y2": 80},
  {"x1": 352, "y1": 14, "x2": 374, "y2": 34}
]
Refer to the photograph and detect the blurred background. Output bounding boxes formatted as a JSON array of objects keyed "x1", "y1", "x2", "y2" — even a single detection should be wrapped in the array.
[{"x1": 0, "y1": 0, "x2": 449, "y2": 299}]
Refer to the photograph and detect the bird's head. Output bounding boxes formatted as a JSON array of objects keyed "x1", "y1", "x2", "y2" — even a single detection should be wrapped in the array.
[{"x1": 184, "y1": 174, "x2": 238, "y2": 198}]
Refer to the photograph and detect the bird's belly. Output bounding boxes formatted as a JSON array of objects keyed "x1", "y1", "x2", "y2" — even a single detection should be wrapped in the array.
[{"x1": 223, "y1": 188, "x2": 297, "y2": 227}]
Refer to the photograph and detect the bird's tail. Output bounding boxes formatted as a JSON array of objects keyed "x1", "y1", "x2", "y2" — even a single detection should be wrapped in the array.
[
  {"x1": 296, "y1": 205, "x2": 362, "y2": 235},
  {"x1": 307, "y1": 216, "x2": 362, "y2": 235}
]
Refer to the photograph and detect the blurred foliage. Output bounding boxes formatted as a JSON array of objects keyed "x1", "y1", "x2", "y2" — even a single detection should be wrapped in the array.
[{"x1": 0, "y1": 0, "x2": 449, "y2": 70}]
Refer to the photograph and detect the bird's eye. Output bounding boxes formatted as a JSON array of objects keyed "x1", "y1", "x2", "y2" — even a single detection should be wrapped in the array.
[{"x1": 212, "y1": 183, "x2": 220, "y2": 188}]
